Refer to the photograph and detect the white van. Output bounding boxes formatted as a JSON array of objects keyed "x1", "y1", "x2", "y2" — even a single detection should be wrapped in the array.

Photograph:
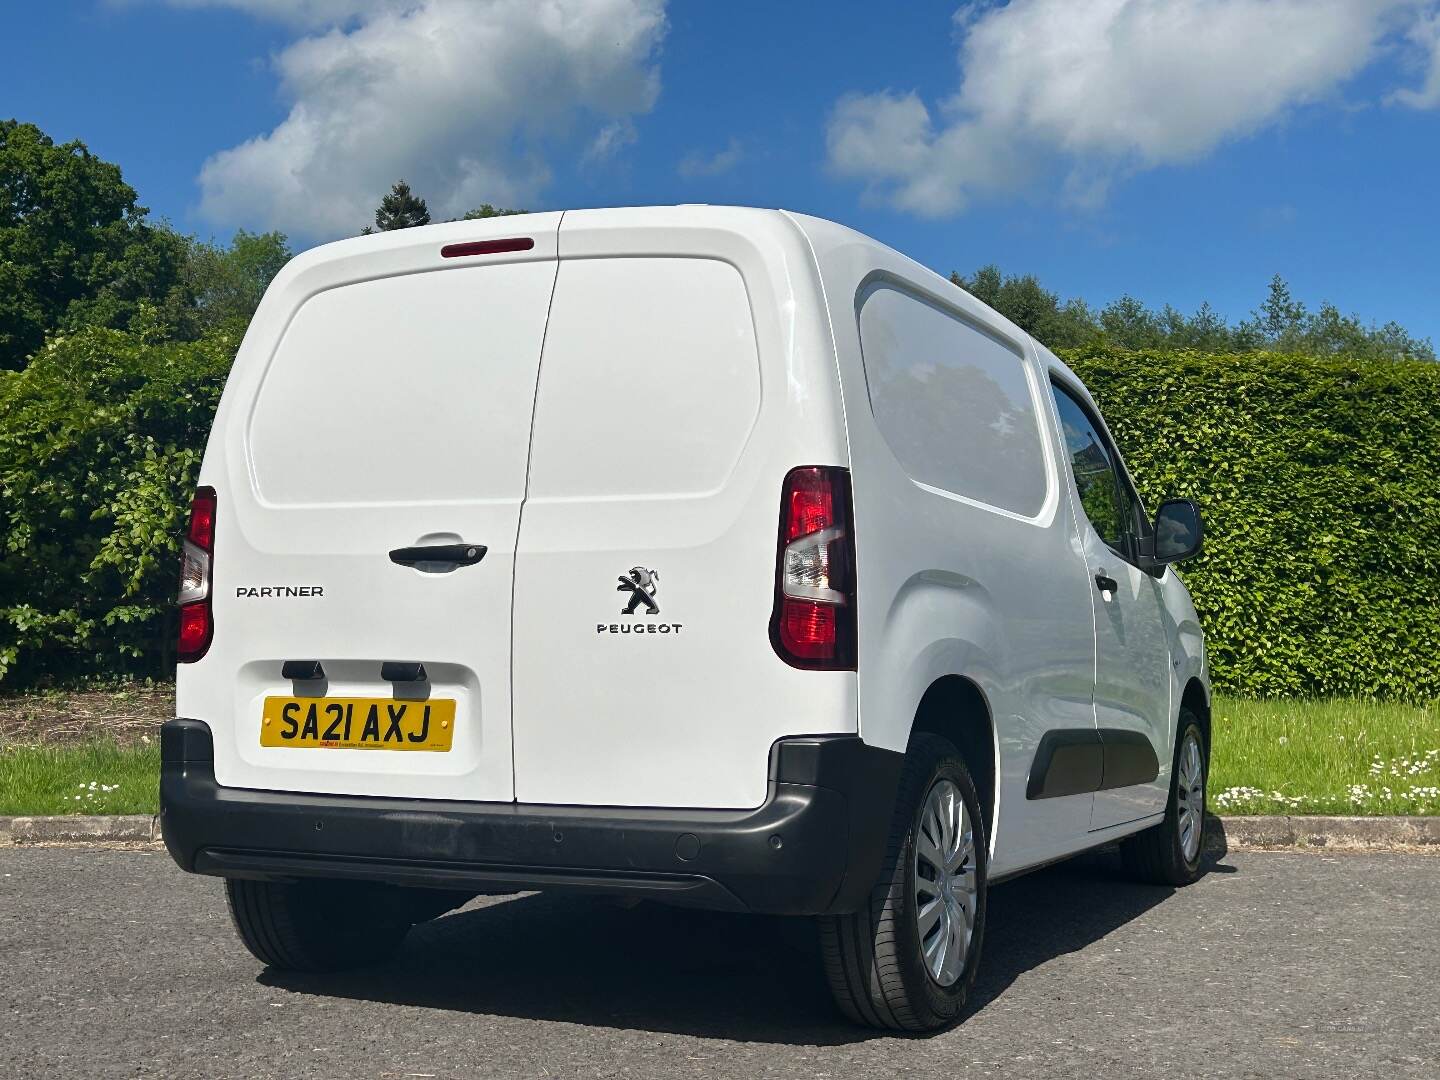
[{"x1": 162, "y1": 206, "x2": 1209, "y2": 1032}]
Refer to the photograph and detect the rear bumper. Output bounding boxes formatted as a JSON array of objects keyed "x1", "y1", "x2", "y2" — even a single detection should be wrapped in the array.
[{"x1": 160, "y1": 720, "x2": 903, "y2": 915}]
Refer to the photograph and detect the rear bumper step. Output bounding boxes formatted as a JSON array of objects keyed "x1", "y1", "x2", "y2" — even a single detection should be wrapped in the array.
[{"x1": 160, "y1": 719, "x2": 903, "y2": 915}]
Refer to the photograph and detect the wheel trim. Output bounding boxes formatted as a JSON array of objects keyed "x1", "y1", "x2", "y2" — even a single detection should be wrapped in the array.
[
  {"x1": 1175, "y1": 730, "x2": 1205, "y2": 863},
  {"x1": 912, "y1": 778, "x2": 976, "y2": 987}
]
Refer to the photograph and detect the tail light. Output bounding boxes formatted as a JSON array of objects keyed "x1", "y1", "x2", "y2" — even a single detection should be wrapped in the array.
[
  {"x1": 770, "y1": 466, "x2": 856, "y2": 669},
  {"x1": 177, "y1": 487, "x2": 217, "y2": 664}
]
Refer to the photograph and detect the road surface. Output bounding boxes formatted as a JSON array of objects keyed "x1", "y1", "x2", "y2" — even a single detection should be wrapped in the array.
[{"x1": 1, "y1": 845, "x2": 1435, "y2": 1078}]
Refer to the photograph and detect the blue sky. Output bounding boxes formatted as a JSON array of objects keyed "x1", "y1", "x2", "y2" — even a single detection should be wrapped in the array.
[{"x1": 5, "y1": 1, "x2": 1440, "y2": 343}]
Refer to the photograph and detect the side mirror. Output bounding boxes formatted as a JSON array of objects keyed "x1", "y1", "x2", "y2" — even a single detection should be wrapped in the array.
[{"x1": 1152, "y1": 499, "x2": 1204, "y2": 564}]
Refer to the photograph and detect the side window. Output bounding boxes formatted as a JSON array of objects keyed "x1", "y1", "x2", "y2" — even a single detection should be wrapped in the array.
[
  {"x1": 1050, "y1": 382, "x2": 1128, "y2": 553},
  {"x1": 857, "y1": 283, "x2": 1048, "y2": 517}
]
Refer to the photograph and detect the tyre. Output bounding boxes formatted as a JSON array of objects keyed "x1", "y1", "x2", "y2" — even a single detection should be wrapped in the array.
[
  {"x1": 819, "y1": 733, "x2": 988, "y2": 1032},
  {"x1": 1120, "y1": 709, "x2": 1208, "y2": 886},
  {"x1": 225, "y1": 878, "x2": 469, "y2": 972}
]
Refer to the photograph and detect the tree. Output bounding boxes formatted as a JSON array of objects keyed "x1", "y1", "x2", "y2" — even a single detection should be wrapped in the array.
[
  {"x1": 1099, "y1": 295, "x2": 1165, "y2": 350},
  {"x1": 1258, "y1": 274, "x2": 1305, "y2": 341},
  {"x1": 462, "y1": 204, "x2": 526, "y2": 219},
  {"x1": 0, "y1": 120, "x2": 185, "y2": 369},
  {"x1": 951, "y1": 266, "x2": 1095, "y2": 349},
  {"x1": 174, "y1": 229, "x2": 291, "y2": 335},
  {"x1": 950, "y1": 262, "x2": 1434, "y2": 361},
  {"x1": 371, "y1": 180, "x2": 430, "y2": 232}
]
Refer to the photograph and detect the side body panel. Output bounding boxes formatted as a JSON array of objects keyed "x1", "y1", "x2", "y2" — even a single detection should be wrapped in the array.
[{"x1": 789, "y1": 213, "x2": 1101, "y2": 878}]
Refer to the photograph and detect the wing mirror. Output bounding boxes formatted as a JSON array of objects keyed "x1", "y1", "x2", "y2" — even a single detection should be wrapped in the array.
[{"x1": 1150, "y1": 499, "x2": 1204, "y2": 565}]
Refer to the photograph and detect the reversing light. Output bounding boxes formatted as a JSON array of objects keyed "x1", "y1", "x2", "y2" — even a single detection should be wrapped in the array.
[
  {"x1": 770, "y1": 466, "x2": 856, "y2": 669},
  {"x1": 177, "y1": 487, "x2": 217, "y2": 664}
]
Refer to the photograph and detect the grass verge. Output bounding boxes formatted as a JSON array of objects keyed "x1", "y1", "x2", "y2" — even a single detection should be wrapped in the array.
[
  {"x1": 0, "y1": 684, "x2": 1437, "y2": 817},
  {"x1": 0, "y1": 741, "x2": 161, "y2": 816},
  {"x1": 1211, "y1": 695, "x2": 1440, "y2": 815}
]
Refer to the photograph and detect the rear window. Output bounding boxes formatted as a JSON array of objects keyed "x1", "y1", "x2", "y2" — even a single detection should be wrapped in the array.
[
  {"x1": 857, "y1": 283, "x2": 1048, "y2": 517},
  {"x1": 247, "y1": 262, "x2": 555, "y2": 506}
]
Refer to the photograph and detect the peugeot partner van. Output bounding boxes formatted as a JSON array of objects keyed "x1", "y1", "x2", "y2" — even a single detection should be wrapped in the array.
[{"x1": 161, "y1": 206, "x2": 1209, "y2": 1032}]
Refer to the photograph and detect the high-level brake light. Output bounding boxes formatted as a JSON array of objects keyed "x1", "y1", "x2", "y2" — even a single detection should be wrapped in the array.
[{"x1": 440, "y1": 237, "x2": 535, "y2": 258}]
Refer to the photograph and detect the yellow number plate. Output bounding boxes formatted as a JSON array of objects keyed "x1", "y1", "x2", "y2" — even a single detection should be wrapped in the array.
[{"x1": 260, "y1": 696, "x2": 455, "y2": 752}]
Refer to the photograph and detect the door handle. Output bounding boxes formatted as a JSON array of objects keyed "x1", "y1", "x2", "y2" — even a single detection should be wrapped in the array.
[
  {"x1": 388, "y1": 543, "x2": 487, "y2": 568},
  {"x1": 1095, "y1": 573, "x2": 1119, "y2": 594}
]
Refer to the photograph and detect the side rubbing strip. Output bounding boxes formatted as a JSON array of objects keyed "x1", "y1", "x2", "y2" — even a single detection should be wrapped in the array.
[
  {"x1": 1027, "y1": 728, "x2": 1162, "y2": 799},
  {"x1": 1027, "y1": 730, "x2": 1103, "y2": 800},
  {"x1": 1095, "y1": 729, "x2": 1160, "y2": 790}
]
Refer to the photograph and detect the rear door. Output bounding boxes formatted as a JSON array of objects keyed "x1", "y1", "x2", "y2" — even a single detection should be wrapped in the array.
[
  {"x1": 211, "y1": 229, "x2": 559, "y2": 801},
  {"x1": 509, "y1": 253, "x2": 768, "y2": 809}
]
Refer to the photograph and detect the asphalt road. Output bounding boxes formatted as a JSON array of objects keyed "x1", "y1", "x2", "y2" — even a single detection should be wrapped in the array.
[{"x1": 1, "y1": 845, "x2": 1435, "y2": 1079}]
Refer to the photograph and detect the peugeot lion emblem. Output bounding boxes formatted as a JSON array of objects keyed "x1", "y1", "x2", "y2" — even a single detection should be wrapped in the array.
[{"x1": 617, "y1": 567, "x2": 661, "y2": 615}]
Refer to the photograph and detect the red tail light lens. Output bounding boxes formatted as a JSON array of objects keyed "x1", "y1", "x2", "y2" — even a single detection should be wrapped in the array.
[
  {"x1": 187, "y1": 488, "x2": 216, "y2": 549},
  {"x1": 177, "y1": 487, "x2": 216, "y2": 664},
  {"x1": 177, "y1": 602, "x2": 211, "y2": 660},
  {"x1": 770, "y1": 466, "x2": 856, "y2": 669}
]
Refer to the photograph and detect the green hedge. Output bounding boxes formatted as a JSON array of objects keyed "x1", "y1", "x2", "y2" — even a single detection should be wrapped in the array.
[
  {"x1": 3, "y1": 333, "x2": 1438, "y2": 700},
  {"x1": 0, "y1": 326, "x2": 231, "y2": 683},
  {"x1": 1065, "y1": 347, "x2": 1440, "y2": 700}
]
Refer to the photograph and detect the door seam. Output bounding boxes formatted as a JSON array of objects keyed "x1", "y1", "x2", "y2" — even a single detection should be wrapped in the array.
[{"x1": 507, "y1": 210, "x2": 566, "y2": 803}]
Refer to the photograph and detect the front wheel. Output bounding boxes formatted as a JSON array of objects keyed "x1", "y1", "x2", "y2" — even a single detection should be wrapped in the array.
[
  {"x1": 1120, "y1": 711, "x2": 1208, "y2": 886},
  {"x1": 819, "y1": 733, "x2": 988, "y2": 1032}
]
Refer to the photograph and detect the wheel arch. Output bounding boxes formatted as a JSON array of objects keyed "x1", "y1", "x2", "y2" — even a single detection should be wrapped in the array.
[
  {"x1": 1181, "y1": 677, "x2": 1210, "y2": 743},
  {"x1": 909, "y1": 675, "x2": 997, "y2": 843}
]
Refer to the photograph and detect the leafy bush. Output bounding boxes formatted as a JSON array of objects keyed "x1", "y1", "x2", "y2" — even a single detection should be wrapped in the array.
[
  {"x1": 1066, "y1": 347, "x2": 1440, "y2": 700},
  {"x1": 0, "y1": 324, "x2": 232, "y2": 683}
]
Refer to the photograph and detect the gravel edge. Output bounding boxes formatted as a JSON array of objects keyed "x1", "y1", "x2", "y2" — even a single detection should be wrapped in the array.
[{"x1": 1, "y1": 813, "x2": 1438, "y2": 850}]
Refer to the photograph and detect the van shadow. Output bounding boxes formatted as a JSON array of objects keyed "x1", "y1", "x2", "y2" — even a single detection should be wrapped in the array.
[{"x1": 258, "y1": 829, "x2": 1235, "y2": 1044}]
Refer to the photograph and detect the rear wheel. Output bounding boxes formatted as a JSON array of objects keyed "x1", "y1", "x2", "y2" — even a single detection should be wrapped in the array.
[
  {"x1": 819, "y1": 733, "x2": 987, "y2": 1032},
  {"x1": 225, "y1": 878, "x2": 469, "y2": 972},
  {"x1": 1120, "y1": 711, "x2": 1208, "y2": 886}
]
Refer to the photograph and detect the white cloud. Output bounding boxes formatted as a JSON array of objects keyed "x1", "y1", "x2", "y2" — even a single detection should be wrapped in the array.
[
  {"x1": 828, "y1": 0, "x2": 1440, "y2": 217},
  {"x1": 677, "y1": 137, "x2": 743, "y2": 178},
  {"x1": 189, "y1": 0, "x2": 668, "y2": 236},
  {"x1": 1390, "y1": 9, "x2": 1440, "y2": 107},
  {"x1": 583, "y1": 118, "x2": 639, "y2": 165}
]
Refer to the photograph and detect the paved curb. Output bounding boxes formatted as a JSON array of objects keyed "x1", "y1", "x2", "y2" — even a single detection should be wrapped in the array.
[
  {"x1": 1, "y1": 813, "x2": 1437, "y2": 849},
  {"x1": 0, "y1": 814, "x2": 160, "y2": 844},
  {"x1": 1212, "y1": 814, "x2": 1440, "y2": 850}
]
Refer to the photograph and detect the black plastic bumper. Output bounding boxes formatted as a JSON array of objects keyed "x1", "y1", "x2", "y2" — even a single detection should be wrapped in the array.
[{"x1": 160, "y1": 720, "x2": 903, "y2": 915}]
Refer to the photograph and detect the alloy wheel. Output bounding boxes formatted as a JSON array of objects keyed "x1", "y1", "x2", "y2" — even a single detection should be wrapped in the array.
[
  {"x1": 911, "y1": 778, "x2": 977, "y2": 986},
  {"x1": 1176, "y1": 730, "x2": 1206, "y2": 862}
]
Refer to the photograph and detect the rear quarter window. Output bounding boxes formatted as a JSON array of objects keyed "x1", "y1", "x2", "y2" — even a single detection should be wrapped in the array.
[{"x1": 857, "y1": 283, "x2": 1048, "y2": 517}]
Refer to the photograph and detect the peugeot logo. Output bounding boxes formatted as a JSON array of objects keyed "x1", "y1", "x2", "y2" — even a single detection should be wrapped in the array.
[{"x1": 617, "y1": 567, "x2": 660, "y2": 615}]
